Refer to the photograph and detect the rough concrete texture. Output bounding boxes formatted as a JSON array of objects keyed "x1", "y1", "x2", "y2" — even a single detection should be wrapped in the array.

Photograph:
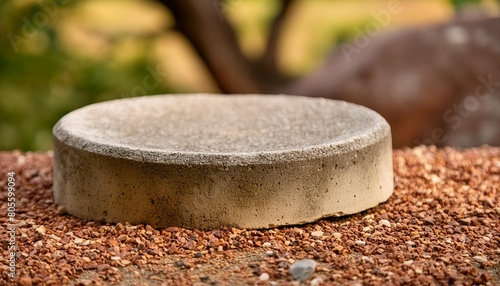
[{"x1": 52, "y1": 94, "x2": 393, "y2": 229}]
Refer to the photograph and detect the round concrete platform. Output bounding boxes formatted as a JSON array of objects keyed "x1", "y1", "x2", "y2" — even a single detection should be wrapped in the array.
[{"x1": 52, "y1": 94, "x2": 393, "y2": 229}]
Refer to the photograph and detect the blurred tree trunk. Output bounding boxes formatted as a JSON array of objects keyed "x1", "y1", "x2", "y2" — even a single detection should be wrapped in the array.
[
  {"x1": 158, "y1": 0, "x2": 500, "y2": 148},
  {"x1": 158, "y1": 0, "x2": 262, "y2": 93}
]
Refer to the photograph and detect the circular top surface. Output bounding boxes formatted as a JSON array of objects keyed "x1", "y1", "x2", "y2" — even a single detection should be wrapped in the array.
[{"x1": 53, "y1": 94, "x2": 390, "y2": 164}]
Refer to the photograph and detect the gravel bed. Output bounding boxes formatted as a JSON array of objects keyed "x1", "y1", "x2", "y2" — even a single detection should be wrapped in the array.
[{"x1": 1, "y1": 146, "x2": 499, "y2": 285}]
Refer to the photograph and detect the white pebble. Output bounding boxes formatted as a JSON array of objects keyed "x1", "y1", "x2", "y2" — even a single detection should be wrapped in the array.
[
  {"x1": 473, "y1": 255, "x2": 488, "y2": 263},
  {"x1": 355, "y1": 240, "x2": 366, "y2": 247},
  {"x1": 332, "y1": 232, "x2": 342, "y2": 239},
  {"x1": 379, "y1": 219, "x2": 391, "y2": 227},
  {"x1": 311, "y1": 231, "x2": 324, "y2": 239},
  {"x1": 290, "y1": 259, "x2": 316, "y2": 282},
  {"x1": 430, "y1": 174, "x2": 441, "y2": 184},
  {"x1": 403, "y1": 260, "x2": 413, "y2": 266},
  {"x1": 35, "y1": 226, "x2": 46, "y2": 235},
  {"x1": 259, "y1": 273, "x2": 270, "y2": 281},
  {"x1": 265, "y1": 250, "x2": 274, "y2": 257},
  {"x1": 125, "y1": 225, "x2": 137, "y2": 231},
  {"x1": 310, "y1": 277, "x2": 323, "y2": 286},
  {"x1": 405, "y1": 241, "x2": 416, "y2": 247},
  {"x1": 49, "y1": 234, "x2": 61, "y2": 241},
  {"x1": 111, "y1": 256, "x2": 121, "y2": 261},
  {"x1": 262, "y1": 242, "x2": 272, "y2": 248},
  {"x1": 362, "y1": 256, "x2": 374, "y2": 264},
  {"x1": 362, "y1": 226, "x2": 372, "y2": 232}
]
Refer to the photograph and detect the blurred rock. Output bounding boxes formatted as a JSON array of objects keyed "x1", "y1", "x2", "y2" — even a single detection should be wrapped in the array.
[{"x1": 290, "y1": 259, "x2": 316, "y2": 282}]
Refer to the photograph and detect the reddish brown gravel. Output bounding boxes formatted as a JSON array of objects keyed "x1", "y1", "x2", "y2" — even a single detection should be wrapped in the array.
[{"x1": 1, "y1": 146, "x2": 499, "y2": 286}]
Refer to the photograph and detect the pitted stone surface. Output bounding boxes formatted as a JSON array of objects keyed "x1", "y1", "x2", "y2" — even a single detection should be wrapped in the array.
[{"x1": 53, "y1": 94, "x2": 393, "y2": 229}]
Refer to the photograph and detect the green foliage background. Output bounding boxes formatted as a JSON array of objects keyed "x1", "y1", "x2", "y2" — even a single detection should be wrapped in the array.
[
  {"x1": 0, "y1": 0, "x2": 174, "y2": 151},
  {"x1": 0, "y1": 0, "x2": 497, "y2": 151}
]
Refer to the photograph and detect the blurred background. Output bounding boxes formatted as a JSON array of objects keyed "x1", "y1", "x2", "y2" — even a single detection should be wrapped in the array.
[{"x1": 1, "y1": 0, "x2": 499, "y2": 151}]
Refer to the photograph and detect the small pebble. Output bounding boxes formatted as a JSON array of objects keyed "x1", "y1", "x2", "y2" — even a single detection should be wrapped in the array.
[
  {"x1": 290, "y1": 259, "x2": 316, "y2": 282},
  {"x1": 332, "y1": 232, "x2": 342, "y2": 239},
  {"x1": 77, "y1": 279, "x2": 92, "y2": 286},
  {"x1": 483, "y1": 198, "x2": 494, "y2": 208},
  {"x1": 310, "y1": 277, "x2": 323, "y2": 286},
  {"x1": 115, "y1": 222, "x2": 125, "y2": 231},
  {"x1": 379, "y1": 219, "x2": 391, "y2": 227},
  {"x1": 259, "y1": 273, "x2": 270, "y2": 281},
  {"x1": 49, "y1": 234, "x2": 61, "y2": 241},
  {"x1": 56, "y1": 206, "x2": 67, "y2": 215},
  {"x1": 403, "y1": 260, "x2": 413, "y2": 266},
  {"x1": 18, "y1": 277, "x2": 32, "y2": 286},
  {"x1": 362, "y1": 256, "x2": 374, "y2": 264},
  {"x1": 459, "y1": 218, "x2": 472, "y2": 225},
  {"x1": 430, "y1": 174, "x2": 441, "y2": 184},
  {"x1": 35, "y1": 226, "x2": 46, "y2": 235},
  {"x1": 355, "y1": 240, "x2": 366, "y2": 247},
  {"x1": 262, "y1": 242, "x2": 272, "y2": 248},
  {"x1": 424, "y1": 217, "x2": 435, "y2": 225},
  {"x1": 473, "y1": 255, "x2": 488, "y2": 263},
  {"x1": 311, "y1": 231, "x2": 324, "y2": 239},
  {"x1": 265, "y1": 250, "x2": 275, "y2": 257},
  {"x1": 125, "y1": 225, "x2": 137, "y2": 231},
  {"x1": 405, "y1": 241, "x2": 416, "y2": 247},
  {"x1": 362, "y1": 226, "x2": 372, "y2": 232}
]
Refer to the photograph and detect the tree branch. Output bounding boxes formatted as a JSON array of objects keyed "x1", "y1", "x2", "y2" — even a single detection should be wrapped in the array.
[
  {"x1": 261, "y1": 0, "x2": 296, "y2": 79},
  {"x1": 158, "y1": 0, "x2": 263, "y2": 93}
]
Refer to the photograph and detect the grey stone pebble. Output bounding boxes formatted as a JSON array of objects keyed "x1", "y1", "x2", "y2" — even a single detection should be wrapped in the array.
[
  {"x1": 262, "y1": 242, "x2": 272, "y2": 248},
  {"x1": 265, "y1": 250, "x2": 275, "y2": 257},
  {"x1": 290, "y1": 259, "x2": 316, "y2": 282},
  {"x1": 259, "y1": 273, "x2": 270, "y2": 281}
]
